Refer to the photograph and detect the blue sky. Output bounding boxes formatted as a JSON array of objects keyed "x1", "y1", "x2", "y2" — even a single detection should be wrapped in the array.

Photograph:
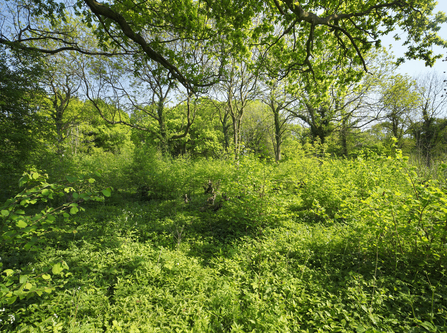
[{"x1": 381, "y1": 1, "x2": 447, "y2": 77}]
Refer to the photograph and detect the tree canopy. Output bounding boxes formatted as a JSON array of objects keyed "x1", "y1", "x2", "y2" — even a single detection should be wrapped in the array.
[{"x1": 1, "y1": 0, "x2": 446, "y2": 90}]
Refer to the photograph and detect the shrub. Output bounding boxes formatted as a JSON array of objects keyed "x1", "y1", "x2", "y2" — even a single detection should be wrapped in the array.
[{"x1": 0, "y1": 170, "x2": 111, "y2": 307}]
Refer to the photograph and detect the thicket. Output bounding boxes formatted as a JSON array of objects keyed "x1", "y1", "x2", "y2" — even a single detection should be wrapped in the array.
[{"x1": 1, "y1": 145, "x2": 446, "y2": 332}]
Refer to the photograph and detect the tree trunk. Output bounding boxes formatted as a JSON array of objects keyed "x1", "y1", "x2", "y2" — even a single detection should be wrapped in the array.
[
  {"x1": 221, "y1": 112, "x2": 231, "y2": 152},
  {"x1": 157, "y1": 99, "x2": 169, "y2": 154},
  {"x1": 273, "y1": 108, "x2": 282, "y2": 161}
]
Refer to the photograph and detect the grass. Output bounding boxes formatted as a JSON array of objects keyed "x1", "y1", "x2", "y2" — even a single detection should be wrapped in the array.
[{"x1": 2, "y1": 151, "x2": 447, "y2": 332}]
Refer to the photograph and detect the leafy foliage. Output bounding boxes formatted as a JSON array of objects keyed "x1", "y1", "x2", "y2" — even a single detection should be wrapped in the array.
[
  {"x1": 0, "y1": 47, "x2": 48, "y2": 200},
  {"x1": 2, "y1": 151, "x2": 447, "y2": 331},
  {"x1": 0, "y1": 169, "x2": 111, "y2": 308}
]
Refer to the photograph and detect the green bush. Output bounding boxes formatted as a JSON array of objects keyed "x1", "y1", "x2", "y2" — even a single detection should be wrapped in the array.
[
  {"x1": 346, "y1": 154, "x2": 447, "y2": 265},
  {"x1": 0, "y1": 170, "x2": 110, "y2": 308}
]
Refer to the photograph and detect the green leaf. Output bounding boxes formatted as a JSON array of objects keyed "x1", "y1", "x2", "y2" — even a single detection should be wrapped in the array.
[
  {"x1": 42, "y1": 274, "x2": 51, "y2": 280},
  {"x1": 46, "y1": 215, "x2": 56, "y2": 222},
  {"x1": 43, "y1": 286, "x2": 54, "y2": 294},
  {"x1": 19, "y1": 175, "x2": 30, "y2": 187},
  {"x1": 6, "y1": 295, "x2": 17, "y2": 304},
  {"x1": 61, "y1": 261, "x2": 69, "y2": 270},
  {"x1": 102, "y1": 189, "x2": 111, "y2": 197},
  {"x1": 70, "y1": 206, "x2": 79, "y2": 215},
  {"x1": 24, "y1": 241, "x2": 34, "y2": 251},
  {"x1": 88, "y1": 178, "x2": 96, "y2": 184},
  {"x1": 419, "y1": 321, "x2": 436, "y2": 331},
  {"x1": 66, "y1": 175, "x2": 77, "y2": 183},
  {"x1": 4, "y1": 269, "x2": 15, "y2": 276},
  {"x1": 1, "y1": 210, "x2": 9, "y2": 217},
  {"x1": 52, "y1": 263, "x2": 63, "y2": 275},
  {"x1": 19, "y1": 275, "x2": 28, "y2": 284},
  {"x1": 17, "y1": 220, "x2": 28, "y2": 228}
]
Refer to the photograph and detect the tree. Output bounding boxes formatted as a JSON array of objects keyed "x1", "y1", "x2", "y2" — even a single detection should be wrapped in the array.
[
  {"x1": 209, "y1": 99, "x2": 233, "y2": 153},
  {"x1": 411, "y1": 71, "x2": 447, "y2": 166},
  {"x1": 261, "y1": 80, "x2": 296, "y2": 161},
  {"x1": 179, "y1": 98, "x2": 224, "y2": 158},
  {"x1": 287, "y1": 49, "x2": 396, "y2": 156},
  {"x1": 127, "y1": 61, "x2": 186, "y2": 154},
  {"x1": 375, "y1": 74, "x2": 419, "y2": 147},
  {"x1": 0, "y1": 46, "x2": 47, "y2": 198},
  {"x1": 210, "y1": 59, "x2": 260, "y2": 158},
  {"x1": 241, "y1": 100, "x2": 274, "y2": 158},
  {"x1": 80, "y1": 54, "x2": 199, "y2": 155},
  {"x1": 1, "y1": 0, "x2": 446, "y2": 90},
  {"x1": 41, "y1": 52, "x2": 84, "y2": 156}
]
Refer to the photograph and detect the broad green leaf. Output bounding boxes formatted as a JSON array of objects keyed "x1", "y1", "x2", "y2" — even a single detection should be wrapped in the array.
[
  {"x1": 102, "y1": 189, "x2": 111, "y2": 197},
  {"x1": 42, "y1": 274, "x2": 51, "y2": 280},
  {"x1": 4, "y1": 269, "x2": 14, "y2": 276},
  {"x1": 16, "y1": 220, "x2": 28, "y2": 228},
  {"x1": 88, "y1": 178, "x2": 96, "y2": 184},
  {"x1": 6, "y1": 295, "x2": 17, "y2": 304},
  {"x1": 1, "y1": 210, "x2": 9, "y2": 217},
  {"x1": 46, "y1": 215, "x2": 56, "y2": 222},
  {"x1": 19, "y1": 275, "x2": 28, "y2": 283},
  {"x1": 52, "y1": 263, "x2": 63, "y2": 275},
  {"x1": 70, "y1": 206, "x2": 79, "y2": 215}
]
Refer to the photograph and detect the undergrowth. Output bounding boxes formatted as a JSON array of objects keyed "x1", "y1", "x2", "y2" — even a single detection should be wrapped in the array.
[{"x1": 1, "y1": 149, "x2": 447, "y2": 332}]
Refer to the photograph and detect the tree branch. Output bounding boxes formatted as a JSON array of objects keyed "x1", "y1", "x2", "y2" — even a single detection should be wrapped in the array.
[{"x1": 83, "y1": 0, "x2": 193, "y2": 89}]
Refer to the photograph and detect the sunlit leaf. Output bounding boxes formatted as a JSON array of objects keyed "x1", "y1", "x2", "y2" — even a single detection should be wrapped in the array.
[
  {"x1": 102, "y1": 189, "x2": 111, "y2": 197},
  {"x1": 16, "y1": 220, "x2": 27, "y2": 228},
  {"x1": 4, "y1": 269, "x2": 14, "y2": 276},
  {"x1": 52, "y1": 263, "x2": 63, "y2": 275}
]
